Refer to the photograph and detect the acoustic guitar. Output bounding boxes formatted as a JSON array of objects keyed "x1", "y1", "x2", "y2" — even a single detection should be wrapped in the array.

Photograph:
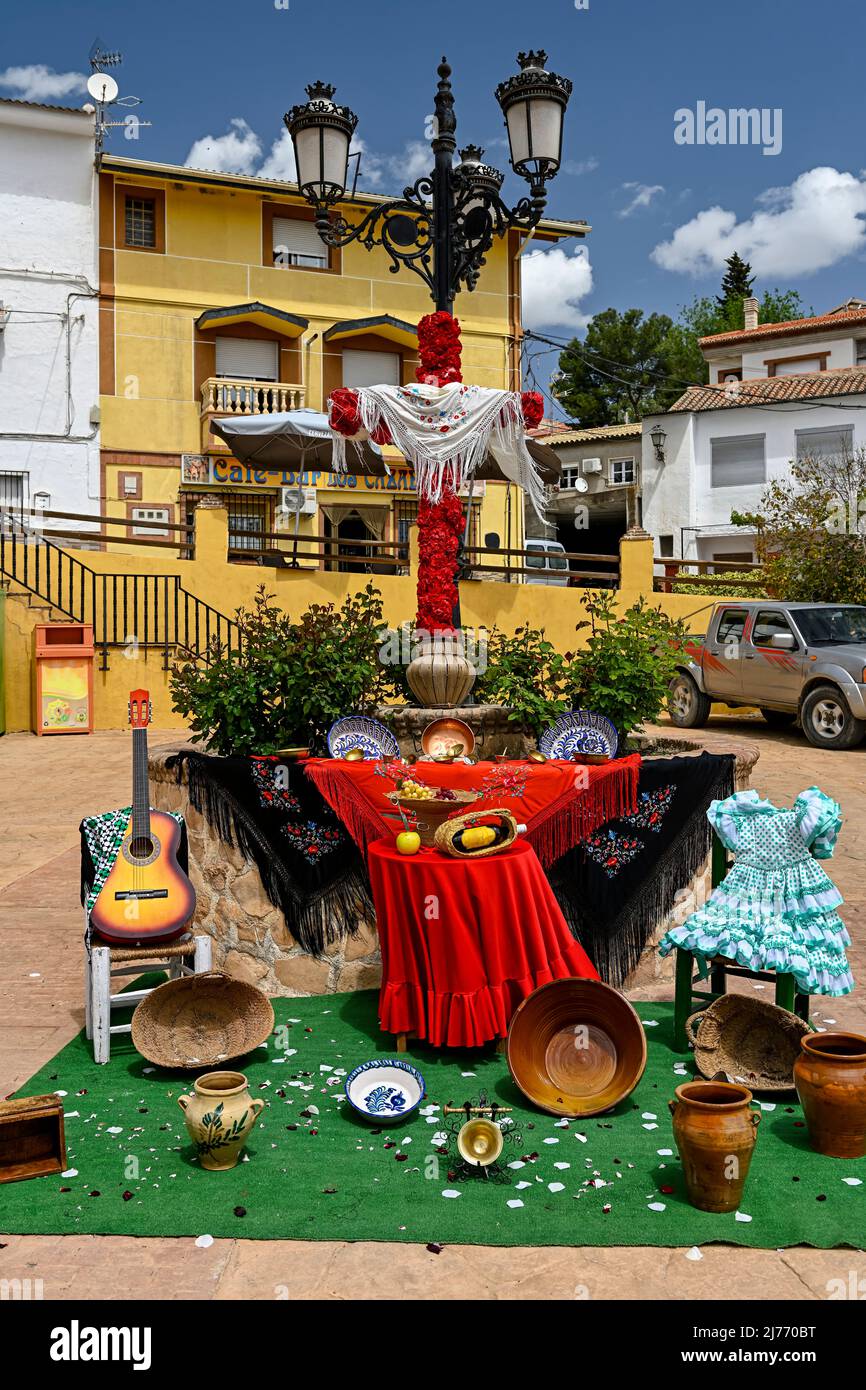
[{"x1": 89, "y1": 689, "x2": 196, "y2": 945}]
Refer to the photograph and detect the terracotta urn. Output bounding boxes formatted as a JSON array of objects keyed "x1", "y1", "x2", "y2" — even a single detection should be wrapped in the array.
[
  {"x1": 669, "y1": 1080, "x2": 760, "y2": 1213},
  {"x1": 794, "y1": 1032, "x2": 866, "y2": 1159},
  {"x1": 178, "y1": 1070, "x2": 264, "y2": 1171},
  {"x1": 406, "y1": 635, "x2": 475, "y2": 708}
]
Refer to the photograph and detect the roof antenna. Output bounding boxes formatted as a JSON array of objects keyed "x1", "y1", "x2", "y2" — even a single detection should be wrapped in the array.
[{"x1": 85, "y1": 40, "x2": 151, "y2": 167}]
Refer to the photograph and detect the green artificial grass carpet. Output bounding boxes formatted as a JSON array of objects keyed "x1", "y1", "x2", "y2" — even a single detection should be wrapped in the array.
[{"x1": 2, "y1": 989, "x2": 864, "y2": 1248}]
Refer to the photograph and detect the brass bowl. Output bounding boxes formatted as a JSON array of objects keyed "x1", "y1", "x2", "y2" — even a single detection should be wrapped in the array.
[
  {"x1": 572, "y1": 753, "x2": 612, "y2": 766},
  {"x1": 507, "y1": 978, "x2": 647, "y2": 1118},
  {"x1": 273, "y1": 747, "x2": 310, "y2": 760},
  {"x1": 421, "y1": 717, "x2": 475, "y2": 760}
]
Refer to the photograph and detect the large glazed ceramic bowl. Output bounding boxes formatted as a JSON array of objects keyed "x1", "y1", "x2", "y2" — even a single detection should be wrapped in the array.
[
  {"x1": 507, "y1": 978, "x2": 647, "y2": 1117},
  {"x1": 344, "y1": 1059, "x2": 425, "y2": 1124}
]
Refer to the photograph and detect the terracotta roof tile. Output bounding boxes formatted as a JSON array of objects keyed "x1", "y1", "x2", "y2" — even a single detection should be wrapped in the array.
[
  {"x1": 668, "y1": 366, "x2": 866, "y2": 413},
  {"x1": 533, "y1": 421, "x2": 642, "y2": 444},
  {"x1": 699, "y1": 307, "x2": 866, "y2": 349}
]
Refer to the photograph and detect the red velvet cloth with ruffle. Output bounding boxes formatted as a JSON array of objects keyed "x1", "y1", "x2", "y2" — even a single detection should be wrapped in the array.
[{"x1": 367, "y1": 837, "x2": 599, "y2": 1047}]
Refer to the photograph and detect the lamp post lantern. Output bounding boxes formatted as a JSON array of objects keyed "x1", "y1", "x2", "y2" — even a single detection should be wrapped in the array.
[{"x1": 286, "y1": 52, "x2": 572, "y2": 315}]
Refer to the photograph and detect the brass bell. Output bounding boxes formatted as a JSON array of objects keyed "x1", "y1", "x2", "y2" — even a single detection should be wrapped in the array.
[{"x1": 456, "y1": 1117, "x2": 504, "y2": 1168}]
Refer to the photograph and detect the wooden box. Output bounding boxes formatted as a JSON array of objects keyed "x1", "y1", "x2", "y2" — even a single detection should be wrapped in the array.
[{"x1": 0, "y1": 1094, "x2": 67, "y2": 1184}]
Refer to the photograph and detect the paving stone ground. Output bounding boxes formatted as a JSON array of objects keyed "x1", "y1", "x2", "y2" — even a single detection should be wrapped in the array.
[{"x1": 1, "y1": 718, "x2": 864, "y2": 1300}]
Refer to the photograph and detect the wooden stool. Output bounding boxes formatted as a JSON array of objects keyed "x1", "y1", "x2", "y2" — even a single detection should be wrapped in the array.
[{"x1": 84, "y1": 925, "x2": 212, "y2": 1064}]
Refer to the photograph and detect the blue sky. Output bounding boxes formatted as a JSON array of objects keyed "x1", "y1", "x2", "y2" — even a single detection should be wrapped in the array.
[{"x1": 4, "y1": 0, "x2": 866, "y2": 350}]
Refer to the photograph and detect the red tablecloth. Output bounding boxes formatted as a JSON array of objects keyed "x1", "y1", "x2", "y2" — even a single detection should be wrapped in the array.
[
  {"x1": 367, "y1": 837, "x2": 599, "y2": 1047},
  {"x1": 305, "y1": 754, "x2": 640, "y2": 868}
]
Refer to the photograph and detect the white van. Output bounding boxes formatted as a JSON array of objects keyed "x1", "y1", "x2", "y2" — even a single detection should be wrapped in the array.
[{"x1": 524, "y1": 538, "x2": 569, "y2": 586}]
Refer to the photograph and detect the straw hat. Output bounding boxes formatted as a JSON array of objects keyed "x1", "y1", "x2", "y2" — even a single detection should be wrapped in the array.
[
  {"x1": 131, "y1": 971, "x2": 274, "y2": 1069},
  {"x1": 686, "y1": 995, "x2": 809, "y2": 1093}
]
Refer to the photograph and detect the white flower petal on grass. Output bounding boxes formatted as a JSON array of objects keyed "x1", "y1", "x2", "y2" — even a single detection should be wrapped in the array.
[
  {"x1": 543, "y1": 1137, "x2": 559, "y2": 1145},
  {"x1": 515, "y1": 1181, "x2": 532, "y2": 1190},
  {"x1": 554, "y1": 1162, "x2": 570, "y2": 1170},
  {"x1": 685, "y1": 1247, "x2": 703, "y2": 1261},
  {"x1": 641, "y1": 1019, "x2": 659, "y2": 1027},
  {"x1": 195, "y1": 1234, "x2": 214, "y2": 1248},
  {"x1": 548, "y1": 1182, "x2": 565, "y2": 1193},
  {"x1": 841, "y1": 1177, "x2": 863, "y2": 1186},
  {"x1": 657, "y1": 1148, "x2": 674, "y2": 1156},
  {"x1": 642, "y1": 1112, "x2": 657, "y2": 1120},
  {"x1": 441, "y1": 1189, "x2": 462, "y2": 1199},
  {"x1": 61, "y1": 1168, "x2": 78, "y2": 1178},
  {"x1": 642, "y1": 1123, "x2": 658, "y2": 1131},
  {"x1": 554, "y1": 1119, "x2": 569, "y2": 1128},
  {"x1": 647, "y1": 1202, "x2": 666, "y2": 1212},
  {"x1": 506, "y1": 1199, "x2": 524, "y2": 1209},
  {"x1": 758, "y1": 1102, "x2": 776, "y2": 1112},
  {"x1": 507, "y1": 1160, "x2": 525, "y2": 1169},
  {"x1": 735, "y1": 1211, "x2": 752, "y2": 1223},
  {"x1": 574, "y1": 1132, "x2": 587, "y2": 1143}
]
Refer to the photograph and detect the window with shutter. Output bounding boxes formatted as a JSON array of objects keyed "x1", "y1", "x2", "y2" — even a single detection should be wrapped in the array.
[
  {"x1": 272, "y1": 217, "x2": 328, "y2": 268},
  {"x1": 710, "y1": 435, "x2": 766, "y2": 488},
  {"x1": 795, "y1": 426, "x2": 854, "y2": 468},
  {"x1": 342, "y1": 349, "x2": 401, "y2": 388},
  {"x1": 215, "y1": 337, "x2": 280, "y2": 381}
]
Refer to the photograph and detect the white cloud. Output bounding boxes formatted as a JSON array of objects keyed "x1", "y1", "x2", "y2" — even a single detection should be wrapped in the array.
[
  {"x1": 618, "y1": 182, "x2": 664, "y2": 218},
  {"x1": 184, "y1": 118, "x2": 262, "y2": 175},
  {"x1": 0, "y1": 64, "x2": 87, "y2": 102},
  {"x1": 521, "y1": 243, "x2": 593, "y2": 330},
  {"x1": 651, "y1": 166, "x2": 866, "y2": 277},
  {"x1": 257, "y1": 127, "x2": 296, "y2": 182},
  {"x1": 562, "y1": 156, "x2": 599, "y2": 177}
]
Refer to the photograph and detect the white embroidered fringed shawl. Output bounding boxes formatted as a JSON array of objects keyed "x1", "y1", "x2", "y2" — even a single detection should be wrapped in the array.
[{"x1": 329, "y1": 382, "x2": 549, "y2": 519}]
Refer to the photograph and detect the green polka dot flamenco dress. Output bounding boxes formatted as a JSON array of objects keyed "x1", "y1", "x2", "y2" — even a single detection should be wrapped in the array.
[{"x1": 659, "y1": 787, "x2": 853, "y2": 996}]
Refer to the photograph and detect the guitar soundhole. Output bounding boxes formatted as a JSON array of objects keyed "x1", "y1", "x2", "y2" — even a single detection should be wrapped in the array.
[{"x1": 121, "y1": 831, "x2": 161, "y2": 868}]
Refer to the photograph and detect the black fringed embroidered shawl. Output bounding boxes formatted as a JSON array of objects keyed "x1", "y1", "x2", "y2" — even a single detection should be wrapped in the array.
[
  {"x1": 167, "y1": 751, "x2": 373, "y2": 956},
  {"x1": 548, "y1": 751, "x2": 735, "y2": 987}
]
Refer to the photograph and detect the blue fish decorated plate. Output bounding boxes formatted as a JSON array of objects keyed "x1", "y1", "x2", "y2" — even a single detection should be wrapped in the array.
[
  {"x1": 327, "y1": 715, "x2": 400, "y2": 761},
  {"x1": 538, "y1": 710, "x2": 619, "y2": 761},
  {"x1": 344, "y1": 1059, "x2": 425, "y2": 1124}
]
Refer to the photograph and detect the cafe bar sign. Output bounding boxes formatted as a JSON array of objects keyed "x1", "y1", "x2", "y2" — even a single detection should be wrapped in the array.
[{"x1": 181, "y1": 455, "x2": 483, "y2": 496}]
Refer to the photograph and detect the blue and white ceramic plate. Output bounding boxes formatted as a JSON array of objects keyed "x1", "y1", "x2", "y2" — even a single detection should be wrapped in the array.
[
  {"x1": 538, "y1": 710, "x2": 619, "y2": 760},
  {"x1": 344, "y1": 1059, "x2": 425, "y2": 1124},
  {"x1": 327, "y1": 715, "x2": 400, "y2": 761}
]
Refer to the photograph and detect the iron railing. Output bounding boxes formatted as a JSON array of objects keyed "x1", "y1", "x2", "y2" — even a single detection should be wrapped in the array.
[{"x1": 0, "y1": 512, "x2": 240, "y2": 669}]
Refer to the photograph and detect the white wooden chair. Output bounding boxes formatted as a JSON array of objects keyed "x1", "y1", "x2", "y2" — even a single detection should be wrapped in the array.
[{"x1": 85, "y1": 920, "x2": 213, "y2": 1064}]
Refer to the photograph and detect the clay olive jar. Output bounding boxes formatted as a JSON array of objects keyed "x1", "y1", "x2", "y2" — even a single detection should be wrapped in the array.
[
  {"x1": 669, "y1": 1080, "x2": 760, "y2": 1213},
  {"x1": 406, "y1": 636, "x2": 476, "y2": 708},
  {"x1": 794, "y1": 1032, "x2": 866, "y2": 1159},
  {"x1": 178, "y1": 1071, "x2": 264, "y2": 1171}
]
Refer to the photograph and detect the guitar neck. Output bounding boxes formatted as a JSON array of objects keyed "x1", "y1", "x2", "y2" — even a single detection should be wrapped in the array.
[{"x1": 131, "y1": 726, "x2": 150, "y2": 842}]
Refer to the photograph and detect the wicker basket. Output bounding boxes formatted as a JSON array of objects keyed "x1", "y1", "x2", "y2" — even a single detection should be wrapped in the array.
[
  {"x1": 131, "y1": 971, "x2": 275, "y2": 1070},
  {"x1": 686, "y1": 995, "x2": 810, "y2": 1093},
  {"x1": 434, "y1": 807, "x2": 519, "y2": 859}
]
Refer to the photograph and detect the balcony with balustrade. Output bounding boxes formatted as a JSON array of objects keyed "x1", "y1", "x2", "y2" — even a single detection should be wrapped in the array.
[{"x1": 200, "y1": 377, "x2": 306, "y2": 452}]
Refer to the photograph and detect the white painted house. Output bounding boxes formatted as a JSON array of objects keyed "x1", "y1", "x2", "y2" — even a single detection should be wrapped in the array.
[
  {"x1": 0, "y1": 99, "x2": 100, "y2": 525},
  {"x1": 641, "y1": 299, "x2": 866, "y2": 564}
]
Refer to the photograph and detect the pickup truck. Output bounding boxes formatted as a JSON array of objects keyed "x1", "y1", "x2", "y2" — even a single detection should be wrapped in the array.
[{"x1": 668, "y1": 601, "x2": 866, "y2": 750}]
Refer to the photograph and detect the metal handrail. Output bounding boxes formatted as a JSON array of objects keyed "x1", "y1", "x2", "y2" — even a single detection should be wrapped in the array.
[{"x1": 0, "y1": 512, "x2": 240, "y2": 670}]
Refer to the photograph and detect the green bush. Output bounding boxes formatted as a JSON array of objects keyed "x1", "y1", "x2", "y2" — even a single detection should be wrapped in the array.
[
  {"x1": 566, "y1": 590, "x2": 690, "y2": 741},
  {"x1": 473, "y1": 624, "x2": 570, "y2": 737},
  {"x1": 670, "y1": 569, "x2": 767, "y2": 597},
  {"x1": 169, "y1": 583, "x2": 398, "y2": 756}
]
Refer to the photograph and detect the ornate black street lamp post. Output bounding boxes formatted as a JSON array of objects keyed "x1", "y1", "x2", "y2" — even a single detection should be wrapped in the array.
[{"x1": 286, "y1": 52, "x2": 572, "y2": 315}]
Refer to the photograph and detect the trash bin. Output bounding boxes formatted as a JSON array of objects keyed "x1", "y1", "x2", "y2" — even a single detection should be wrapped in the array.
[{"x1": 32, "y1": 623, "x2": 94, "y2": 735}]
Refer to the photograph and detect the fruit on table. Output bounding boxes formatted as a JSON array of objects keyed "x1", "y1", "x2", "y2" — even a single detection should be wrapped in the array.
[
  {"x1": 396, "y1": 779, "x2": 458, "y2": 801},
  {"x1": 395, "y1": 830, "x2": 421, "y2": 855},
  {"x1": 456, "y1": 824, "x2": 498, "y2": 851}
]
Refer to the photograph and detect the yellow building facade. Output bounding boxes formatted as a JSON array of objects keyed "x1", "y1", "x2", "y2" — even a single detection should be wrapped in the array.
[{"x1": 97, "y1": 155, "x2": 586, "y2": 569}]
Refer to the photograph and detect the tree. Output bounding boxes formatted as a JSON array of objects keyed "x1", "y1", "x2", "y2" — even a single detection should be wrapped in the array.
[
  {"x1": 715, "y1": 251, "x2": 755, "y2": 314},
  {"x1": 732, "y1": 448, "x2": 866, "y2": 604},
  {"x1": 551, "y1": 307, "x2": 680, "y2": 425}
]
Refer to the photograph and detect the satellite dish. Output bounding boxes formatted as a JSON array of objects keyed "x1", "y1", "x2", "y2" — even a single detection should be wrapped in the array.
[
  {"x1": 574, "y1": 475, "x2": 589, "y2": 493},
  {"x1": 87, "y1": 72, "x2": 119, "y2": 104}
]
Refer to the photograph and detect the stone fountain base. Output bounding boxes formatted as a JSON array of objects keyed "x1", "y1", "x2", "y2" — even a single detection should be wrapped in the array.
[{"x1": 375, "y1": 703, "x2": 532, "y2": 759}]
